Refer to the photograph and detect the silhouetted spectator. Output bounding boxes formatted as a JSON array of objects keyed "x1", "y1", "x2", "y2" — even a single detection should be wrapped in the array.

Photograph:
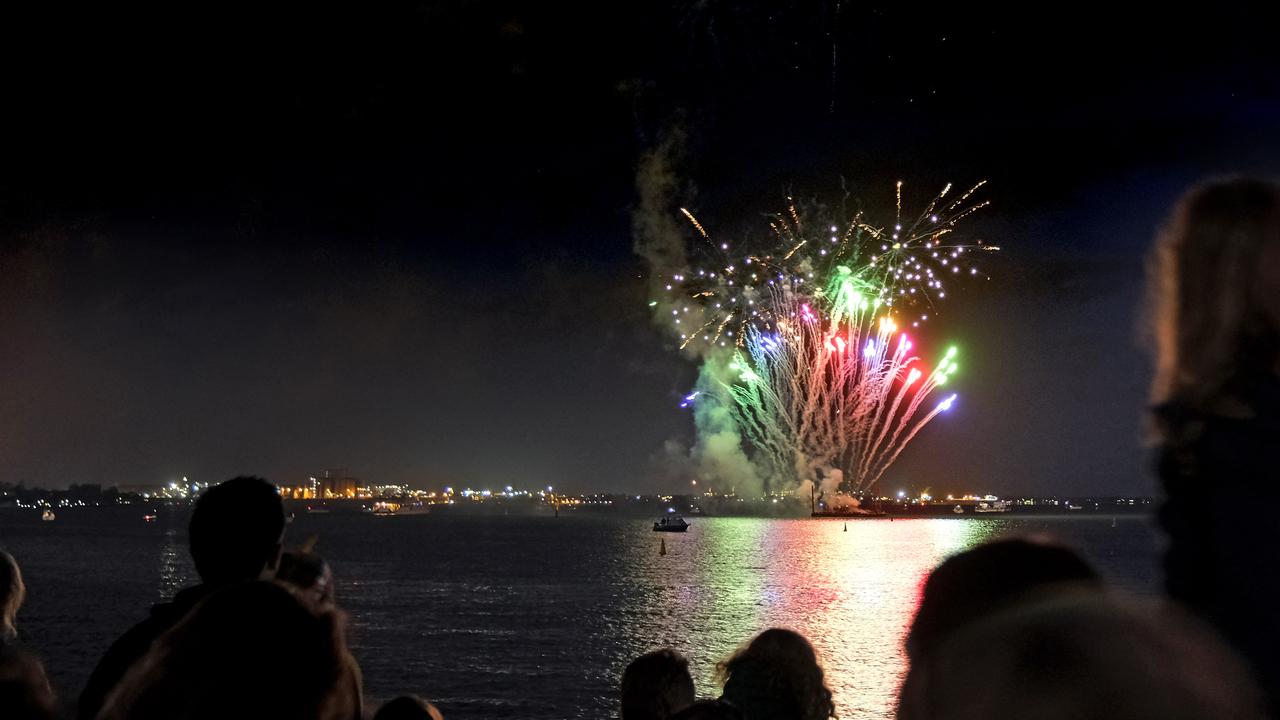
[
  {"x1": 373, "y1": 694, "x2": 445, "y2": 720},
  {"x1": 717, "y1": 629, "x2": 835, "y2": 720},
  {"x1": 277, "y1": 548, "x2": 335, "y2": 608},
  {"x1": 97, "y1": 580, "x2": 361, "y2": 720},
  {"x1": 1148, "y1": 178, "x2": 1280, "y2": 707},
  {"x1": 904, "y1": 538, "x2": 1101, "y2": 662},
  {"x1": 1, "y1": 550, "x2": 27, "y2": 645},
  {"x1": 670, "y1": 700, "x2": 745, "y2": 720},
  {"x1": 1, "y1": 550, "x2": 57, "y2": 720},
  {"x1": 621, "y1": 648, "x2": 696, "y2": 720},
  {"x1": 898, "y1": 595, "x2": 1265, "y2": 720},
  {"x1": 275, "y1": 543, "x2": 364, "y2": 714},
  {"x1": 79, "y1": 476, "x2": 288, "y2": 720}
]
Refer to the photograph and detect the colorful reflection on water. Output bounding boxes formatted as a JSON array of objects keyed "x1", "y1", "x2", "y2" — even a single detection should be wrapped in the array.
[{"x1": 614, "y1": 518, "x2": 1004, "y2": 718}]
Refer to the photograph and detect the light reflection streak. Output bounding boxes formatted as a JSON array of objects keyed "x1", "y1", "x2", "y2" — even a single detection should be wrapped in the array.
[
  {"x1": 156, "y1": 514, "x2": 197, "y2": 601},
  {"x1": 613, "y1": 518, "x2": 999, "y2": 719}
]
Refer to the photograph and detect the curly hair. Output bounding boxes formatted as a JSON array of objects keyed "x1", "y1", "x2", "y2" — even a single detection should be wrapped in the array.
[{"x1": 716, "y1": 629, "x2": 836, "y2": 720}]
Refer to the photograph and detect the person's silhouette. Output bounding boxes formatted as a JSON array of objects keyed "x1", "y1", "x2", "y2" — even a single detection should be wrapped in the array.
[{"x1": 79, "y1": 476, "x2": 287, "y2": 719}]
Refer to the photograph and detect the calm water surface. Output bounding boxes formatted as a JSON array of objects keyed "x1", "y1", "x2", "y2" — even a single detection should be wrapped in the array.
[{"x1": 1, "y1": 510, "x2": 1159, "y2": 719}]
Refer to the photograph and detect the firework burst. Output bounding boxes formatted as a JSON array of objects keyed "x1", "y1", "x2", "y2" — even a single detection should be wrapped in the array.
[{"x1": 657, "y1": 181, "x2": 993, "y2": 496}]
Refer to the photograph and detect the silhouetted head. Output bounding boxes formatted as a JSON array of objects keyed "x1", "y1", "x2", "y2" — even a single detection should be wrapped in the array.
[
  {"x1": 98, "y1": 580, "x2": 360, "y2": 720},
  {"x1": 717, "y1": 628, "x2": 835, "y2": 720},
  {"x1": 899, "y1": 595, "x2": 1265, "y2": 720},
  {"x1": 373, "y1": 695, "x2": 444, "y2": 720},
  {"x1": 0, "y1": 551, "x2": 24, "y2": 642},
  {"x1": 906, "y1": 538, "x2": 1101, "y2": 662},
  {"x1": 621, "y1": 648, "x2": 695, "y2": 720},
  {"x1": 277, "y1": 550, "x2": 334, "y2": 607},
  {"x1": 669, "y1": 700, "x2": 744, "y2": 720},
  {"x1": 1149, "y1": 177, "x2": 1280, "y2": 411},
  {"x1": 189, "y1": 476, "x2": 286, "y2": 585}
]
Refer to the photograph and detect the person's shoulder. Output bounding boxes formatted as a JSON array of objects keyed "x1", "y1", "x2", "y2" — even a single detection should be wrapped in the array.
[
  {"x1": 0, "y1": 645, "x2": 53, "y2": 690},
  {"x1": 109, "y1": 594, "x2": 189, "y2": 646},
  {"x1": 111, "y1": 588, "x2": 207, "y2": 655},
  {"x1": 82, "y1": 613, "x2": 166, "y2": 689},
  {"x1": 79, "y1": 586, "x2": 208, "y2": 719}
]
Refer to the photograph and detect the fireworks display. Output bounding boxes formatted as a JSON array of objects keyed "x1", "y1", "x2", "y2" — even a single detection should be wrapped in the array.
[{"x1": 658, "y1": 181, "x2": 994, "y2": 498}]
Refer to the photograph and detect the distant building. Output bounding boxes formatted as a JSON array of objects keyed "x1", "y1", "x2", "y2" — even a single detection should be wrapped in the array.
[
  {"x1": 279, "y1": 470, "x2": 364, "y2": 499},
  {"x1": 324, "y1": 477, "x2": 357, "y2": 498},
  {"x1": 278, "y1": 476, "x2": 319, "y2": 499}
]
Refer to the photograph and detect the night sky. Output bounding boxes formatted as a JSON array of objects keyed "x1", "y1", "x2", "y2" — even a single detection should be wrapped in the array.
[{"x1": 2, "y1": 2, "x2": 1277, "y2": 495}]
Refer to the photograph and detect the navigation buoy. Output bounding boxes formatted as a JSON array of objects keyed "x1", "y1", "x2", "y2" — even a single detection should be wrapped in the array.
[
  {"x1": 660, "y1": 538, "x2": 667, "y2": 556},
  {"x1": 843, "y1": 521, "x2": 847, "y2": 532}
]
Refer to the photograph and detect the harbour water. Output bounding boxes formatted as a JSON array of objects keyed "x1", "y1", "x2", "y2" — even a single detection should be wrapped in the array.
[{"x1": 1, "y1": 510, "x2": 1159, "y2": 719}]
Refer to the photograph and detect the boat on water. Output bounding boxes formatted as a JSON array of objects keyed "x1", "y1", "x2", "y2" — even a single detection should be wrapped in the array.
[
  {"x1": 143, "y1": 513, "x2": 158, "y2": 523},
  {"x1": 371, "y1": 501, "x2": 430, "y2": 517},
  {"x1": 41, "y1": 509, "x2": 56, "y2": 522},
  {"x1": 653, "y1": 516, "x2": 689, "y2": 532},
  {"x1": 305, "y1": 506, "x2": 331, "y2": 514}
]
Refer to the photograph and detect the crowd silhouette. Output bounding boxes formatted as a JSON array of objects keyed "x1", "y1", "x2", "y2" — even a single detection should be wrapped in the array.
[{"x1": 2, "y1": 178, "x2": 1279, "y2": 718}]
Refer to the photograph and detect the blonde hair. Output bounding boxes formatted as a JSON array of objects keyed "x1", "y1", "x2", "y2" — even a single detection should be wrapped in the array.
[
  {"x1": 0, "y1": 550, "x2": 24, "y2": 641},
  {"x1": 1148, "y1": 178, "x2": 1280, "y2": 413}
]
